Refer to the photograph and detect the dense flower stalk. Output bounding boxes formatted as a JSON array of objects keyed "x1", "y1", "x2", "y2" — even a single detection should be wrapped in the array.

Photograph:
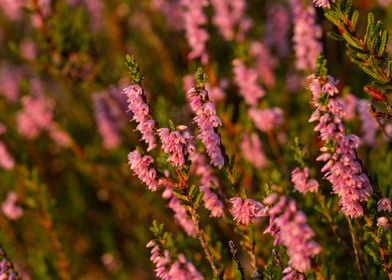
[
  {"x1": 240, "y1": 133, "x2": 267, "y2": 169},
  {"x1": 264, "y1": 4, "x2": 290, "y2": 58},
  {"x1": 123, "y1": 84, "x2": 157, "y2": 151},
  {"x1": 158, "y1": 127, "x2": 195, "y2": 168},
  {"x1": 291, "y1": 167, "x2": 319, "y2": 193},
  {"x1": 377, "y1": 198, "x2": 392, "y2": 213},
  {"x1": 181, "y1": 0, "x2": 209, "y2": 64},
  {"x1": 146, "y1": 240, "x2": 203, "y2": 279},
  {"x1": 232, "y1": 59, "x2": 265, "y2": 106},
  {"x1": 357, "y1": 100, "x2": 378, "y2": 146},
  {"x1": 0, "y1": 142, "x2": 14, "y2": 170},
  {"x1": 190, "y1": 153, "x2": 225, "y2": 217},
  {"x1": 1, "y1": 192, "x2": 23, "y2": 220},
  {"x1": 229, "y1": 197, "x2": 267, "y2": 225},
  {"x1": 0, "y1": 65, "x2": 22, "y2": 103},
  {"x1": 248, "y1": 107, "x2": 283, "y2": 133},
  {"x1": 162, "y1": 186, "x2": 197, "y2": 237},
  {"x1": 250, "y1": 42, "x2": 277, "y2": 87},
  {"x1": 128, "y1": 150, "x2": 159, "y2": 191},
  {"x1": 263, "y1": 194, "x2": 321, "y2": 273},
  {"x1": 313, "y1": 0, "x2": 335, "y2": 9},
  {"x1": 187, "y1": 88, "x2": 224, "y2": 168},
  {"x1": 290, "y1": 0, "x2": 322, "y2": 70},
  {"x1": 308, "y1": 74, "x2": 372, "y2": 218}
]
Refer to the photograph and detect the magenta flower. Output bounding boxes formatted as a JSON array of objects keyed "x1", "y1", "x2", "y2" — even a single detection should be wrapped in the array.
[
  {"x1": 123, "y1": 84, "x2": 157, "y2": 151},
  {"x1": 0, "y1": 142, "x2": 14, "y2": 170},
  {"x1": 308, "y1": 74, "x2": 372, "y2": 218},
  {"x1": 229, "y1": 197, "x2": 267, "y2": 225},
  {"x1": 377, "y1": 198, "x2": 392, "y2": 213},
  {"x1": 291, "y1": 167, "x2": 319, "y2": 194},
  {"x1": 250, "y1": 42, "x2": 277, "y2": 88},
  {"x1": 232, "y1": 58, "x2": 265, "y2": 106},
  {"x1": 248, "y1": 107, "x2": 283, "y2": 133},
  {"x1": 187, "y1": 88, "x2": 224, "y2": 168},
  {"x1": 313, "y1": 0, "x2": 335, "y2": 9},
  {"x1": 128, "y1": 150, "x2": 159, "y2": 191},
  {"x1": 377, "y1": 217, "x2": 390, "y2": 230},
  {"x1": 357, "y1": 100, "x2": 378, "y2": 146},
  {"x1": 264, "y1": 4, "x2": 290, "y2": 58},
  {"x1": 263, "y1": 194, "x2": 321, "y2": 273},
  {"x1": 1, "y1": 192, "x2": 23, "y2": 220},
  {"x1": 240, "y1": 133, "x2": 267, "y2": 169},
  {"x1": 0, "y1": 65, "x2": 22, "y2": 103}
]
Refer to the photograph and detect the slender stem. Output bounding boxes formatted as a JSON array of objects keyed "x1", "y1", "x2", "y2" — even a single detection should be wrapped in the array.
[
  {"x1": 229, "y1": 241, "x2": 246, "y2": 280},
  {"x1": 347, "y1": 218, "x2": 367, "y2": 280}
]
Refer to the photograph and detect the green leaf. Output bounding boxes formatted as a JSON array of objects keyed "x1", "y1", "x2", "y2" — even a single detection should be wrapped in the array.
[
  {"x1": 364, "y1": 245, "x2": 381, "y2": 265},
  {"x1": 351, "y1": 10, "x2": 359, "y2": 29},
  {"x1": 327, "y1": 32, "x2": 344, "y2": 42}
]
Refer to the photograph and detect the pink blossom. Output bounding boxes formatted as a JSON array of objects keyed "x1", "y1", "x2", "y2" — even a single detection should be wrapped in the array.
[
  {"x1": 20, "y1": 39, "x2": 37, "y2": 61},
  {"x1": 151, "y1": 0, "x2": 183, "y2": 30},
  {"x1": 232, "y1": 59, "x2": 265, "y2": 106},
  {"x1": 0, "y1": 0, "x2": 24, "y2": 21},
  {"x1": 48, "y1": 126, "x2": 72, "y2": 148},
  {"x1": 263, "y1": 194, "x2": 321, "y2": 273},
  {"x1": 158, "y1": 127, "x2": 194, "y2": 168},
  {"x1": 181, "y1": 0, "x2": 209, "y2": 64},
  {"x1": 183, "y1": 75, "x2": 225, "y2": 104},
  {"x1": 199, "y1": 185, "x2": 224, "y2": 218},
  {"x1": 308, "y1": 74, "x2": 372, "y2": 218},
  {"x1": 377, "y1": 217, "x2": 390, "y2": 230},
  {"x1": 250, "y1": 42, "x2": 277, "y2": 87},
  {"x1": 1, "y1": 192, "x2": 23, "y2": 220},
  {"x1": 84, "y1": 0, "x2": 104, "y2": 32},
  {"x1": 357, "y1": 100, "x2": 378, "y2": 146},
  {"x1": 377, "y1": 198, "x2": 392, "y2": 213},
  {"x1": 240, "y1": 133, "x2": 267, "y2": 169},
  {"x1": 291, "y1": 167, "x2": 319, "y2": 194},
  {"x1": 0, "y1": 142, "x2": 14, "y2": 170},
  {"x1": 248, "y1": 107, "x2": 283, "y2": 132},
  {"x1": 229, "y1": 197, "x2": 267, "y2": 225},
  {"x1": 123, "y1": 84, "x2": 157, "y2": 151},
  {"x1": 264, "y1": 4, "x2": 290, "y2": 58},
  {"x1": 290, "y1": 0, "x2": 322, "y2": 70},
  {"x1": 162, "y1": 186, "x2": 196, "y2": 236},
  {"x1": 0, "y1": 65, "x2": 22, "y2": 103},
  {"x1": 282, "y1": 267, "x2": 305, "y2": 280},
  {"x1": 128, "y1": 150, "x2": 159, "y2": 191},
  {"x1": 313, "y1": 0, "x2": 335, "y2": 9}
]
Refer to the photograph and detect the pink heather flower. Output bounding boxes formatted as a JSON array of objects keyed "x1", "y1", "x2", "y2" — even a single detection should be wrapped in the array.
[
  {"x1": 290, "y1": 0, "x2": 322, "y2": 71},
  {"x1": 313, "y1": 0, "x2": 335, "y2": 9},
  {"x1": 377, "y1": 198, "x2": 392, "y2": 213},
  {"x1": 248, "y1": 107, "x2": 283, "y2": 133},
  {"x1": 190, "y1": 152, "x2": 224, "y2": 217},
  {"x1": 377, "y1": 217, "x2": 390, "y2": 230},
  {"x1": 16, "y1": 96, "x2": 54, "y2": 139},
  {"x1": 1, "y1": 192, "x2": 23, "y2": 220},
  {"x1": 357, "y1": 100, "x2": 378, "y2": 146},
  {"x1": 0, "y1": 141, "x2": 15, "y2": 170},
  {"x1": 0, "y1": 0, "x2": 24, "y2": 21},
  {"x1": 84, "y1": 0, "x2": 104, "y2": 32},
  {"x1": 123, "y1": 84, "x2": 157, "y2": 151},
  {"x1": 187, "y1": 88, "x2": 224, "y2": 168},
  {"x1": 183, "y1": 75, "x2": 226, "y2": 104},
  {"x1": 282, "y1": 267, "x2": 305, "y2": 280},
  {"x1": 147, "y1": 241, "x2": 203, "y2": 280},
  {"x1": 93, "y1": 93, "x2": 121, "y2": 150},
  {"x1": 240, "y1": 133, "x2": 267, "y2": 169},
  {"x1": 181, "y1": 0, "x2": 209, "y2": 64},
  {"x1": 377, "y1": 0, "x2": 392, "y2": 7},
  {"x1": 128, "y1": 150, "x2": 159, "y2": 191},
  {"x1": 229, "y1": 197, "x2": 267, "y2": 225},
  {"x1": 162, "y1": 186, "x2": 196, "y2": 236},
  {"x1": 158, "y1": 127, "x2": 195, "y2": 168},
  {"x1": 291, "y1": 167, "x2": 319, "y2": 194},
  {"x1": 48, "y1": 125, "x2": 72, "y2": 148},
  {"x1": 263, "y1": 194, "x2": 321, "y2": 273},
  {"x1": 151, "y1": 0, "x2": 183, "y2": 30},
  {"x1": 264, "y1": 4, "x2": 290, "y2": 58},
  {"x1": 232, "y1": 59, "x2": 265, "y2": 106},
  {"x1": 340, "y1": 94, "x2": 358, "y2": 121},
  {"x1": 0, "y1": 65, "x2": 22, "y2": 103},
  {"x1": 20, "y1": 39, "x2": 37, "y2": 61},
  {"x1": 250, "y1": 42, "x2": 277, "y2": 88},
  {"x1": 308, "y1": 74, "x2": 372, "y2": 218}
]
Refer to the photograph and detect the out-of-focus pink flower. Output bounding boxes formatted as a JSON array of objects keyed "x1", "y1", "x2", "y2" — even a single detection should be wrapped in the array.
[
  {"x1": 250, "y1": 42, "x2": 277, "y2": 88},
  {"x1": 229, "y1": 197, "x2": 267, "y2": 225},
  {"x1": 0, "y1": 142, "x2": 14, "y2": 170},
  {"x1": 377, "y1": 198, "x2": 392, "y2": 213},
  {"x1": 1, "y1": 192, "x2": 23, "y2": 220},
  {"x1": 128, "y1": 150, "x2": 159, "y2": 191},
  {"x1": 357, "y1": 100, "x2": 378, "y2": 146},
  {"x1": 123, "y1": 84, "x2": 157, "y2": 151},
  {"x1": 20, "y1": 39, "x2": 37, "y2": 61},
  {"x1": 377, "y1": 0, "x2": 392, "y2": 7},
  {"x1": 0, "y1": 0, "x2": 24, "y2": 21},
  {"x1": 84, "y1": 0, "x2": 104, "y2": 32},
  {"x1": 181, "y1": 0, "x2": 209, "y2": 64},
  {"x1": 377, "y1": 217, "x2": 390, "y2": 230},
  {"x1": 313, "y1": 0, "x2": 336, "y2": 9},
  {"x1": 308, "y1": 74, "x2": 372, "y2": 218},
  {"x1": 263, "y1": 194, "x2": 321, "y2": 273},
  {"x1": 248, "y1": 107, "x2": 283, "y2": 133},
  {"x1": 240, "y1": 133, "x2": 267, "y2": 169},
  {"x1": 0, "y1": 65, "x2": 22, "y2": 103},
  {"x1": 282, "y1": 267, "x2": 305, "y2": 280},
  {"x1": 290, "y1": 0, "x2": 322, "y2": 70},
  {"x1": 48, "y1": 126, "x2": 72, "y2": 148},
  {"x1": 264, "y1": 4, "x2": 290, "y2": 58},
  {"x1": 232, "y1": 59, "x2": 265, "y2": 106},
  {"x1": 291, "y1": 167, "x2": 319, "y2": 194},
  {"x1": 150, "y1": 0, "x2": 183, "y2": 30},
  {"x1": 183, "y1": 75, "x2": 226, "y2": 104},
  {"x1": 199, "y1": 185, "x2": 224, "y2": 218}
]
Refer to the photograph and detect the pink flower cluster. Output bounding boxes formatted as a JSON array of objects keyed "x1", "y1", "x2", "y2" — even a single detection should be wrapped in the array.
[
  {"x1": 162, "y1": 185, "x2": 196, "y2": 236},
  {"x1": 377, "y1": 198, "x2": 392, "y2": 212},
  {"x1": 190, "y1": 153, "x2": 224, "y2": 218},
  {"x1": 290, "y1": 0, "x2": 322, "y2": 71},
  {"x1": 313, "y1": 0, "x2": 335, "y2": 9},
  {"x1": 0, "y1": 258, "x2": 17, "y2": 280},
  {"x1": 183, "y1": 75, "x2": 226, "y2": 104},
  {"x1": 1, "y1": 192, "x2": 23, "y2": 220},
  {"x1": 158, "y1": 127, "x2": 195, "y2": 168},
  {"x1": 123, "y1": 84, "x2": 156, "y2": 151},
  {"x1": 128, "y1": 150, "x2": 159, "y2": 191},
  {"x1": 291, "y1": 167, "x2": 319, "y2": 194},
  {"x1": 263, "y1": 194, "x2": 321, "y2": 273},
  {"x1": 308, "y1": 75, "x2": 372, "y2": 218},
  {"x1": 147, "y1": 240, "x2": 203, "y2": 280},
  {"x1": 187, "y1": 88, "x2": 224, "y2": 168},
  {"x1": 240, "y1": 133, "x2": 267, "y2": 169},
  {"x1": 232, "y1": 59, "x2": 265, "y2": 106},
  {"x1": 229, "y1": 197, "x2": 267, "y2": 225},
  {"x1": 0, "y1": 65, "x2": 22, "y2": 103},
  {"x1": 93, "y1": 93, "x2": 121, "y2": 150},
  {"x1": 248, "y1": 107, "x2": 283, "y2": 133},
  {"x1": 181, "y1": 0, "x2": 209, "y2": 64},
  {"x1": 264, "y1": 4, "x2": 290, "y2": 58},
  {"x1": 250, "y1": 42, "x2": 277, "y2": 88},
  {"x1": 0, "y1": 125, "x2": 14, "y2": 170},
  {"x1": 0, "y1": 0, "x2": 24, "y2": 21},
  {"x1": 357, "y1": 100, "x2": 378, "y2": 146}
]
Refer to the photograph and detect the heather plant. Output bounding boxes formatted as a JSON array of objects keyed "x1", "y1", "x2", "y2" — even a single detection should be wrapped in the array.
[{"x1": 1, "y1": 0, "x2": 392, "y2": 279}]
